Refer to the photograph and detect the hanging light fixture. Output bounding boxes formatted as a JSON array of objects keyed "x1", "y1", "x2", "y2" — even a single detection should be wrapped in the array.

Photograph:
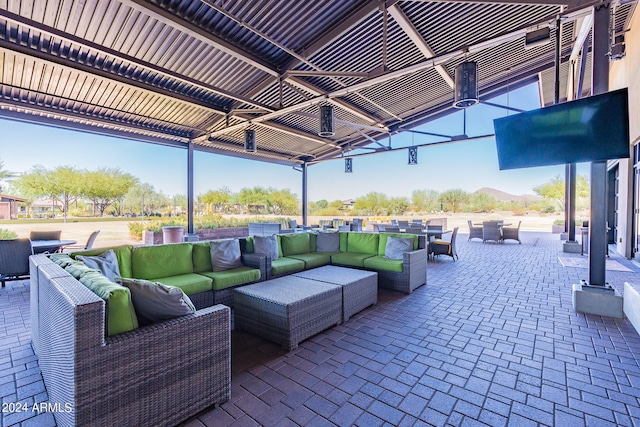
[
  {"x1": 244, "y1": 129, "x2": 256, "y2": 153},
  {"x1": 319, "y1": 104, "x2": 335, "y2": 137},
  {"x1": 408, "y1": 146, "x2": 418, "y2": 165},
  {"x1": 344, "y1": 157, "x2": 353, "y2": 173},
  {"x1": 453, "y1": 61, "x2": 479, "y2": 108}
]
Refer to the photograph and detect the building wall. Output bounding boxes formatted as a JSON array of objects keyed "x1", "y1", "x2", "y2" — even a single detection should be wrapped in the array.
[{"x1": 610, "y1": 10, "x2": 640, "y2": 258}]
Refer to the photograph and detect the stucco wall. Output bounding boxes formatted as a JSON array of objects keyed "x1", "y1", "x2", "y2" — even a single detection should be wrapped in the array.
[{"x1": 610, "y1": 10, "x2": 640, "y2": 258}]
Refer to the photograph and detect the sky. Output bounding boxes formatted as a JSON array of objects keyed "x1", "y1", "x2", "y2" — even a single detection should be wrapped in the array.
[{"x1": 0, "y1": 82, "x2": 588, "y2": 202}]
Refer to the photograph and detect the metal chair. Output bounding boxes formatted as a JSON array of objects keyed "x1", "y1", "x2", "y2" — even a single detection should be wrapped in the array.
[
  {"x1": 431, "y1": 227, "x2": 459, "y2": 260},
  {"x1": 0, "y1": 238, "x2": 33, "y2": 287},
  {"x1": 467, "y1": 220, "x2": 483, "y2": 241},
  {"x1": 502, "y1": 221, "x2": 521, "y2": 244},
  {"x1": 62, "y1": 230, "x2": 101, "y2": 252},
  {"x1": 482, "y1": 221, "x2": 502, "y2": 243}
]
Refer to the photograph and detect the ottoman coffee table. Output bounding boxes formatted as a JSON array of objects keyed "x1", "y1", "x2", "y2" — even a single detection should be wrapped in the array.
[
  {"x1": 293, "y1": 265, "x2": 378, "y2": 322},
  {"x1": 234, "y1": 275, "x2": 342, "y2": 350}
]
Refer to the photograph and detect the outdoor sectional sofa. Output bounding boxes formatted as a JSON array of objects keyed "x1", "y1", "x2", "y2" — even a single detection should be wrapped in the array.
[
  {"x1": 241, "y1": 231, "x2": 427, "y2": 294},
  {"x1": 28, "y1": 240, "x2": 266, "y2": 427}
]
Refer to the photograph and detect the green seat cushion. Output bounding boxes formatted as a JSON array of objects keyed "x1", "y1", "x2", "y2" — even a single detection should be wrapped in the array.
[
  {"x1": 198, "y1": 266, "x2": 261, "y2": 290},
  {"x1": 288, "y1": 252, "x2": 333, "y2": 269},
  {"x1": 153, "y1": 273, "x2": 213, "y2": 295},
  {"x1": 280, "y1": 233, "x2": 310, "y2": 256},
  {"x1": 331, "y1": 252, "x2": 375, "y2": 268},
  {"x1": 65, "y1": 261, "x2": 100, "y2": 279},
  {"x1": 132, "y1": 243, "x2": 193, "y2": 280},
  {"x1": 378, "y1": 233, "x2": 418, "y2": 255},
  {"x1": 271, "y1": 257, "x2": 305, "y2": 276},
  {"x1": 363, "y1": 255, "x2": 404, "y2": 273},
  {"x1": 71, "y1": 245, "x2": 134, "y2": 278},
  {"x1": 346, "y1": 232, "x2": 379, "y2": 255},
  {"x1": 192, "y1": 242, "x2": 213, "y2": 273},
  {"x1": 78, "y1": 271, "x2": 138, "y2": 336}
]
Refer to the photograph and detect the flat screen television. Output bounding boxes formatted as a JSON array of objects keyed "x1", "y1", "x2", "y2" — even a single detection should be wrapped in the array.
[{"x1": 493, "y1": 88, "x2": 630, "y2": 170}]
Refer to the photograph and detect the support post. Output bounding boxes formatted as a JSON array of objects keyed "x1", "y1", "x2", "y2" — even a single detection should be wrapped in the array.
[
  {"x1": 301, "y1": 162, "x2": 308, "y2": 226},
  {"x1": 588, "y1": 3, "x2": 610, "y2": 286},
  {"x1": 568, "y1": 164, "x2": 577, "y2": 241},
  {"x1": 187, "y1": 140, "x2": 195, "y2": 236},
  {"x1": 572, "y1": 2, "x2": 622, "y2": 318}
]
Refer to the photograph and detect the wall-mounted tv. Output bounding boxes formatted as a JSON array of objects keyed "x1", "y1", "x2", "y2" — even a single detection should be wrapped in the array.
[{"x1": 493, "y1": 88, "x2": 630, "y2": 170}]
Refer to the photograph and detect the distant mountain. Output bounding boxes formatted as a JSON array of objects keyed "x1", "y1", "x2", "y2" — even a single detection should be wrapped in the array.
[{"x1": 472, "y1": 187, "x2": 541, "y2": 203}]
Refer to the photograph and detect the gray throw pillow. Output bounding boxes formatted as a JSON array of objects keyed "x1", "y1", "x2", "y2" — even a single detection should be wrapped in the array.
[
  {"x1": 115, "y1": 277, "x2": 195, "y2": 326},
  {"x1": 254, "y1": 235, "x2": 278, "y2": 260},
  {"x1": 316, "y1": 231, "x2": 340, "y2": 252},
  {"x1": 384, "y1": 236, "x2": 414, "y2": 260},
  {"x1": 210, "y1": 239, "x2": 242, "y2": 272},
  {"x1": 77, "y1": 250, "x2": 121, "y2": 282}
]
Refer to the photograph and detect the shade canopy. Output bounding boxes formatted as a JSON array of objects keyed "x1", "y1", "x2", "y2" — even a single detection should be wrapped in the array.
[{"x1": 0, "y1": 1, "x2": 635, "y2": 166}]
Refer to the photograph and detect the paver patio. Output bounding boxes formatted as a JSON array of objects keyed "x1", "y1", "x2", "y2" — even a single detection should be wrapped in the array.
[{"x1": 3, "y1": 231, "x2": 640, "y2": 426}]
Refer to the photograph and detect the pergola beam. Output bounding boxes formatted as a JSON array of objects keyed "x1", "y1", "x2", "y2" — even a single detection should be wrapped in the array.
[{"x1": 387, "y1": 4, "x2": 455, "y2": 88}]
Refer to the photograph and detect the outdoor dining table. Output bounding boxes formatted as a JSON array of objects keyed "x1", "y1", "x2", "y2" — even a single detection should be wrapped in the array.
[{"x1": 31, "y1": 239, "x2": 77, "y2": 254}]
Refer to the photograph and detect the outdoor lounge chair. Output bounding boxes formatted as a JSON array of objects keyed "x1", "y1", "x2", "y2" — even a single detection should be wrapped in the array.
[
  {"x1": 502, "y1": 221, "x2": 521, "y2": 244},
  {"x1": 0, "y1": 238, "x2": 33, "y2": 287},
  {"x1": 431, "y1": 227, "x2": 459, "y2": 260},
  {"x1": 468, "y1": 220, "x2": 483, "y2": 241}
]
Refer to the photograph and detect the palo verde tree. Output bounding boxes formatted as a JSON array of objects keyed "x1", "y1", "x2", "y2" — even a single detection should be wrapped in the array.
[
  {"x1": 200, "y1": 187, "x2": 232, "y2": 213},
  {"x1": 533, "y1": 174, "x2": 590, "y2": 211},
  {"x1": 123, "y1": 183, "x2": 168, "y2": 218},
  {"x1": 353, "y1": 192, "x2": 390, "y2": 215},
  {"x1": 438, "y1": 189, "x2": 470, "y2": 213},
  {"x1": 82, "y1": 168, "x2": 138, "y2": 216},
  {"x1": 13, "y1": 165, "x2": 83, "y2": 214}
]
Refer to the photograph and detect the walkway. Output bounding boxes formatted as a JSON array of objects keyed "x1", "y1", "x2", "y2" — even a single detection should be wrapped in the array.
[{"x1": 2, "y1": 232, "x2": 640, "y2": 426}]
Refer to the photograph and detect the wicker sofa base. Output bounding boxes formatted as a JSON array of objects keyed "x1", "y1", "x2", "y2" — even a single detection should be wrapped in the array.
[{"x1": 234, "y1": 276, "x2": 342, "y2": 350}]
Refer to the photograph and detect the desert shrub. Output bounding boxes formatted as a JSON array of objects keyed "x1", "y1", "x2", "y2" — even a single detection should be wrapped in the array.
[{"x1": 0, "y1": 228, "x2": 18, "y2": 239}]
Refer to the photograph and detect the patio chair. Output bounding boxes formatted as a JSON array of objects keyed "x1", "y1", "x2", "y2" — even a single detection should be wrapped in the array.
[
  {"x1": 502, "y1": 221, "x2": 521, "y2": 244},
  {"x1": 61, "y1": 230, "x2": 101, "y2": 252},
  {"x1": 411, "y1": 219, "x2": 423, "y2": 227},
  {"x1": 467, "y1": 220, "x2": 483, "y2": 241},
  {"x1": 385, "y1": 226, "x2": 401, "y2": 233},
  {"x1": 319, "y1": 219, "x2": 333, "y2": 228},
  {"x1": 338, "y1": 225, "x2": 351, "y2": 232},
  {"x1": 427, "y1": 225, "x2": 443, "y2": 240},
  {"x1": 431, "y1": 227, "x2": 459, "y2": 261},
  {"x1": 376, "y1": 224, "x2": 385, "y2": 232},
  {"x1": 391, "y1": 219, "x2": 398, "y2": 226},
  {"x1": 350, "y1": 218, "x2": 363, "y2": 232},
  {"x1": 0, "y1": 238, "x2": 33, "y2": 287},
  {"x1": 482, "y1": 221, "x2": 502, "y2": 243},
  {"x1": 29, "y1": 230, "x2": 62, "y2": 241},
  {"x1": 406, "y1": 226, "x2": 424, "y2": 235},
  {"x1": 398, "y1": 220, "x2": 409, "y2": 229}
]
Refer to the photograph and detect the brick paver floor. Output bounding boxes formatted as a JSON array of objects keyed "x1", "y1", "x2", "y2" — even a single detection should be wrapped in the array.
[{"x1": 3, "y1": 231, "x2": 640, "y2": 426}]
